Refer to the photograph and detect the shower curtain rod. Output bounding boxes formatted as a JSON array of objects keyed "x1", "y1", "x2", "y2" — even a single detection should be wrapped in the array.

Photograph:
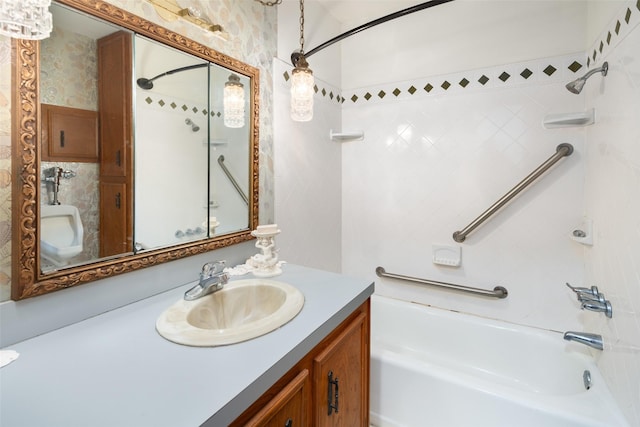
[{"x1": 304, "y1": 0, "x2": 455, "y2": 59}]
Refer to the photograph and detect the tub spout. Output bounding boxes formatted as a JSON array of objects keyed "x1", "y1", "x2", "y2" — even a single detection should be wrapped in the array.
[{"x1": 563, "y1": 331, "x2": 603, "y2": 351}]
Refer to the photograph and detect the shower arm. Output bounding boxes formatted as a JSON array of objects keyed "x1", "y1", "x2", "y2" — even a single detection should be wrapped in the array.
[{"x1": 301, "y1": 0, "x2": 455, "y2": 60}]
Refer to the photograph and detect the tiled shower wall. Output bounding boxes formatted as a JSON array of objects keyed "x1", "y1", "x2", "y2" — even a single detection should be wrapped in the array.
[
  {"x1": 583, "y1": 2, "x2": 640, "y2": 424},
  {"x1": 341, "y1": 53, "x2": 588, "y2": 333}
]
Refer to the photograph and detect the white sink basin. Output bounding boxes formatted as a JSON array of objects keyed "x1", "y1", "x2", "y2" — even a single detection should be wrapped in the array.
[{"x1": 156, "y1": 279, "x2": 304, "y2": 346}]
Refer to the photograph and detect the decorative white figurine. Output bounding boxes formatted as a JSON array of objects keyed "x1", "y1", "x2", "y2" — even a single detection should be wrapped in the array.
[{"x1": 247, "y1": 224, "x2": 282, "y2": 277}]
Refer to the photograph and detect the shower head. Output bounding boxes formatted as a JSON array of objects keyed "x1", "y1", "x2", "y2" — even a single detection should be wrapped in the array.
[
  {"x1": 136, "y1": 77, "x2": 155, "y2": 90},
  {"x1": 565, "y1": 62, "x2": 608, "y2": 94}
]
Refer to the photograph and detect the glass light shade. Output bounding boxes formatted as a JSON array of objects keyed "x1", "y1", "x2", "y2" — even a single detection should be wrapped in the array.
[
  {"x1": 224, "y1": 75, "x2": 245, "y2": 128},
  {"x1": 0, "y1": 0, "x2": 52, "y2": 40},
  {"x1": 290, "y1": 67, "x2": 314, "y2": 122}
]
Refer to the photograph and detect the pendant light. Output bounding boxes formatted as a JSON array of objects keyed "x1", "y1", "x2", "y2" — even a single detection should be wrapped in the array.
[
  {"x1": 290, "y1": 0, "x2": 314, "y2": 122},
  {"x1": 0, "y1": 0, "x2": 52, "y2": 40},
  {"x1": 224, "y1": 73, "x2": 245, "y2": 128}
]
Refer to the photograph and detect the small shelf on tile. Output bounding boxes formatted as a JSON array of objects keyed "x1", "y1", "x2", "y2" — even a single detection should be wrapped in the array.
[
  {"x1": 543, "y1": 109, "x2": 595, "y2": 129},
  {"x1": 330, "y1": 129, "x2": 364, "y2": 142}
]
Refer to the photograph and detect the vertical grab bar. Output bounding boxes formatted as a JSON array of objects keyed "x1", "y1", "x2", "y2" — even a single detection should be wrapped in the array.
[
  {"x1": 453, "y1": 143, "x2": 573, "y2": 243},
  {"x1": 217, "y1": 155, "x2": 249, "y2": 206}
]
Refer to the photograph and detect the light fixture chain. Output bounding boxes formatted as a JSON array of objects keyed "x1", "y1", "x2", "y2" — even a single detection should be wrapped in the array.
[{"x1": 299, "y1": 0, "x2": 305, "y2": 53}]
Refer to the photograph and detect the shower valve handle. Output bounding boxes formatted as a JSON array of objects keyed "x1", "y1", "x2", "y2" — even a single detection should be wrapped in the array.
[{"x1": 565, "y1": 282, "x2": 599, "y2": 297}]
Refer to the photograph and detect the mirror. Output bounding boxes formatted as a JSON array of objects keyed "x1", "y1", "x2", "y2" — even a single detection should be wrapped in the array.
[{"x1": 11, "y1": 0, "x2": 259, "y2": 300}]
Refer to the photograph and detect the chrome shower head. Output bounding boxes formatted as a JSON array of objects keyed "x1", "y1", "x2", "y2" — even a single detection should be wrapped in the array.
[{"x1": 565, "y1": 61, "x2": 608, "y2": 94}]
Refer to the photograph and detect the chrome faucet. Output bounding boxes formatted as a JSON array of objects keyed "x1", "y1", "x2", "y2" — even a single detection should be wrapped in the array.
[
  {"x1": 563, "y1": 331, "x2": 604, "y2": 351},
  {"x1": 184, "y1": 260, "x2": 229, "y2": 300}
]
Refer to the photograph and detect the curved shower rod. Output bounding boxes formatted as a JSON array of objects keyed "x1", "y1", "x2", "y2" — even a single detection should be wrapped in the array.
[
  {"x1": 136, "y1": 63, "x2": 208, "y2": 90},
  {"x1": 302, "y1": 0, "x2": 455, "y2": 61}
]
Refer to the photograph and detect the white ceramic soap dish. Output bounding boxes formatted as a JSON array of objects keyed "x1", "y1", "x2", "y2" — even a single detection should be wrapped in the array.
[{"x1": 432, "y1": 244, "x2": 461, "y2": 267}]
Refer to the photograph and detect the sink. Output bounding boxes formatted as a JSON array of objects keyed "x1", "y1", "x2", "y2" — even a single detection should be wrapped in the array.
[{"x1": 156, "y1": 279, "x2": 305, "y2": 346}]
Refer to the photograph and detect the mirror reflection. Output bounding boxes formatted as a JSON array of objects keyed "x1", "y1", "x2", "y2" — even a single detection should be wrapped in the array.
[{"x1": 38, "y1": 3, "x2": 252, "y2": 272}]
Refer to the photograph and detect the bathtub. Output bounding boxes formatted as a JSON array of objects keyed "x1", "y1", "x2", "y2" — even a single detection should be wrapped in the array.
[{"x1": 370, "y1": 295, "x2": 629, "y2": 427}]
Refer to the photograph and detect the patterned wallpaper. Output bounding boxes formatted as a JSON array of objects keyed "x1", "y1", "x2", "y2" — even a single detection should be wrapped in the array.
[
  {"x1": 40, "y1": 27, "x2": 100, "y2": 265},
  {"x1": 0, "y1": 36, "x2": 10, "y2": 301},
  {"x1": 0, "y1": 0, "x2": 278, "y2": 301}
]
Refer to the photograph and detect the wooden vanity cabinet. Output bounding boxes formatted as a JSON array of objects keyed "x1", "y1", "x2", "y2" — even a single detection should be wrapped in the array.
[{"x1": 231, "y1": 300, "x2": 370, "y2": 427}]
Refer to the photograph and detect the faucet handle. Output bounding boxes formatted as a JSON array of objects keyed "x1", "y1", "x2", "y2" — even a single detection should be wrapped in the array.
[
  {"x1": 565, "y1": 282, "x2": 599, "y2": 296},
  {"x1": 581, "y1": 300, "x2": 613, "y2": 318},
  {"x1": 201, "y1": 260, "x2": 226, "y2": 276},
  {"x1": 577, "y1": 292, "x2": 606, "y2": 304}
]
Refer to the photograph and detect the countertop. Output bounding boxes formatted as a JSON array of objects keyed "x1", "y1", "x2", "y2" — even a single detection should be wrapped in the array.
[{"x1": 0, "y1": 264, "x2": 374, "y2": 427}]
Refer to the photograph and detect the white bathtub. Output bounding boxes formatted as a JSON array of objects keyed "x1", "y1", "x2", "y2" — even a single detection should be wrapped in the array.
[{"x1": 370, "y1": 295, "x2": 629, "y2": 427}]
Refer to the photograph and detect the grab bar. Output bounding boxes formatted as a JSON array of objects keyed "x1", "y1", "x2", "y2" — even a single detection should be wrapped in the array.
[
  {"x1": 453, "y1": 143, "x2": 573, "y2": 243},
  {"x1": 217, "y1": 155, "x2": 249, "y2": 206},
  {"x1": 376, "y1": 266, "x2": 508, "y2": 299}
]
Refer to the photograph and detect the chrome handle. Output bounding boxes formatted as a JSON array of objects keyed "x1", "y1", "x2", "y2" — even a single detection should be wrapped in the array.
[
  {"x1": 565, "y1": 282, "x2": 599, "y2": 296},
  {"x1": 577, "y1": 292, "x2": 606, "y2": 304},
  {"x1": 581, "y1": 300, "x2": 613, "y2": 318}
]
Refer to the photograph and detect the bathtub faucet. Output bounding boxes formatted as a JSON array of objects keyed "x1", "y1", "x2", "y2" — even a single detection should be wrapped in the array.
[{"x1": 563, "y1": 331, "x2": 603, "y2": 351}]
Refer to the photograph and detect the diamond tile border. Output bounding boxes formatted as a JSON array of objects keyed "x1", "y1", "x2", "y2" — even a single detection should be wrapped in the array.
[
  {"x1": 586, "y1": 0, "x2": 640, "y2": 68},
  {"x1": 136, "y1": 90, "x2": 224, "y2": 119},
  {"x1": 341, "y1": 52, "x2": 585, "y2": 106}
]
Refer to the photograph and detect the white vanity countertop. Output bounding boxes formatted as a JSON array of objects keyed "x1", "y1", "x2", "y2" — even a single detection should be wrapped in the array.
[{"x1": 0, "y1": 264, "x2": 374, "y2": 427}]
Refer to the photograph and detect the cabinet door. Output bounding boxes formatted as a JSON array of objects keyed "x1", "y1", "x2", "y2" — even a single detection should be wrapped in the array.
[
  {"x1": 99, "y1": 181, "x2": 128, "y2": 257},
  {"x1": 246, "y1": 369, "x2": 310, "y2": 427},
  {"x1": 98, "y1": 31, "x2": 132, "y2": 178},
  {"x1": 313, "y1": 312, "x2": 368, "y2": 427},
  {"x1": 41, "y1": 104, "x2": 99, "y2": 162}
]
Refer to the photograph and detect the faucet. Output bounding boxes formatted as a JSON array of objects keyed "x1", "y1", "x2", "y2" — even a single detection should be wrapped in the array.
[
  {"x1": 563, "y1": 331, "x2": 604, "y2": 350},
  {"x1": 184, "y1": 260, "x2": 229, "y2": 300}
]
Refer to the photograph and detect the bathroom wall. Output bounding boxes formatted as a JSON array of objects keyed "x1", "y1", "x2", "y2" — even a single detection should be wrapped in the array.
[
  {"x1": 273, "y1": 1, "x2": 343, "y2": 271},
  {"x1": 0, "y1": 0, "x2": 277, "y2": 344},
  {"x1": 583, "y1": 2, "x2": 640, "y2": 424}
]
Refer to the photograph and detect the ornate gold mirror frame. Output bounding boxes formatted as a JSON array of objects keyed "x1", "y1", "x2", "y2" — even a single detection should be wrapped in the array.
[{"x1": 11, "y1": 0, "x2": 259, "y2": 300}]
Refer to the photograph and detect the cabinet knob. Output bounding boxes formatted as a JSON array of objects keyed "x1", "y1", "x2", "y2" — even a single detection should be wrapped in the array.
[{"x1": 285, "y1": 419, "x2": 292, "y2": 427}]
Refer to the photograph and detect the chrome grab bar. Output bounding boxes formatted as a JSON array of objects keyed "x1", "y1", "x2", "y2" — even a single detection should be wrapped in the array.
[
  {"x1": 217, "y1": 155, "x2": 249, "y2": 206},
  {"x1": 376, "y1": 267, "x2": 508, "y2": 299},
  {"x1": 453, "y1": 143, "x2": 573, "y2": 243}
]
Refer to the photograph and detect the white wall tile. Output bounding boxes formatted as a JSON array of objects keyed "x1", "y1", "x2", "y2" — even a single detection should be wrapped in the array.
[
  {"x1": 584, "y1": 8, "x2": 640, "y2": 424},
  {"x1": 341, "y1": 60, "x2": 587, "y2": 332}
]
